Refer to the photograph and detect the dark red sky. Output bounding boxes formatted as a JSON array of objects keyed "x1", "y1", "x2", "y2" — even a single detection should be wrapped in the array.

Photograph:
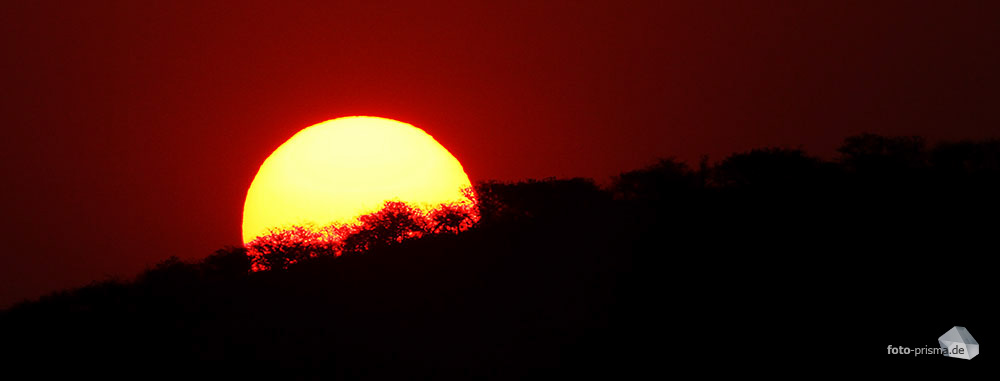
[{"x1": 2, "y1": 1, "x2": 998, "y2": 306}]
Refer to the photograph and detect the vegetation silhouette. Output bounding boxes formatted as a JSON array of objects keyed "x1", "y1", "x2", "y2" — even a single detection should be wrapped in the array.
[
  {"x1": 245, "y1": 197, "x2": 479, "y2": 271},
  {"x1": 1, "y1": 134, "x2": 995, "y2": 375},
  {"x1": 248, "y1": 225, "x2": 329, "y2": 271}
]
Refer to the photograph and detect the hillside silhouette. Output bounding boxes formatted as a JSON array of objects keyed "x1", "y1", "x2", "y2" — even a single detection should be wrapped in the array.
[{"x1": 1, "y1": 134, "x2": 995, "y2": 376}]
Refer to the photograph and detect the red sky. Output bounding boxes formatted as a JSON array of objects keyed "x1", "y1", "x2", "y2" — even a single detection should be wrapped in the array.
[{"x1": 2, "y1": 1, "x2": 998, "y2": 306}]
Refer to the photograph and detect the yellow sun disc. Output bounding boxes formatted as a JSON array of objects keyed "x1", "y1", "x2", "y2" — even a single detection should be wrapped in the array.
[{"x1": 242, "y1": 116, "x2": 474, "y2": 244}]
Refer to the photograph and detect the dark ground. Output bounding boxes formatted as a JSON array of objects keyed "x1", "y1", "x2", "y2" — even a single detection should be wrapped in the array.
[{"x1": 1, "y1": 135, "x2": 992, "y2": 377}]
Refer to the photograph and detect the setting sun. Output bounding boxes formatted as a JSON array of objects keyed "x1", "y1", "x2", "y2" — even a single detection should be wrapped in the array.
[{"x1": 242, "y1": 116, "x2": 474, "y2": 243}]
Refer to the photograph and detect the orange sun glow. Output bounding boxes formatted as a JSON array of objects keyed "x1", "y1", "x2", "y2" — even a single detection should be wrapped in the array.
[{"x1": 242, "y1": 116, "x2": 475, "y2": 244}]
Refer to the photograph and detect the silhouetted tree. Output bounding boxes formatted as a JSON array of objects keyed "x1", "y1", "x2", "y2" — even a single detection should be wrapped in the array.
[
  {"x1": 427, "y1": 203, "x2": 478, "y2": 234},
  {"x1": 341, "y1": 201, "x2": 428, "y2": 255},
  {"x1": 929, "y1": 139, "x2": 1000, "y2": 176},
  {"x1": 426, "y1": 186, "x2": 480, "y2": 234},
  {"x1": 6, "y1": 134, "x2": 999, "y2": 376},
  {"x1": 136, "y1": 256, "x2": 200, "y2": 287},
  {"x1": 247, "y1": 225, "x2": 329, "y2": 271},
  {"x1": 474, "y1": 178, "x2": 609, "y2": 223},
  {"x1": 838, "y1": 133, "x2": 928, "y2": 173},
  {"x1": 713, "y1": 147, "x2": 825, "y2": 189},
  {"x1": 613, "y1": 158, "x2": 702, "y2": 201},
  {"x1": 200, "y1": 246, "x2": 251, "y2": 278},
  {"x1": 473, "y1": 180, "x2": 512, "y2": 225}
]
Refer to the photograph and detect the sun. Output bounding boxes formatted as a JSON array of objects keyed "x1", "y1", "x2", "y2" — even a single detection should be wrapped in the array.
[{"x1": 242, "y1": 116, "x2": 474, "y2": 244}]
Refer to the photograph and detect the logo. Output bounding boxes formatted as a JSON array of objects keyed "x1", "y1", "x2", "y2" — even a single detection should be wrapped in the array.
[
  {"x1": 886, "y1": 326, "x2": 979, "y2": 359},
  {"x1": 939, "y1": 326, "x2": 979, "y2": 360}
]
